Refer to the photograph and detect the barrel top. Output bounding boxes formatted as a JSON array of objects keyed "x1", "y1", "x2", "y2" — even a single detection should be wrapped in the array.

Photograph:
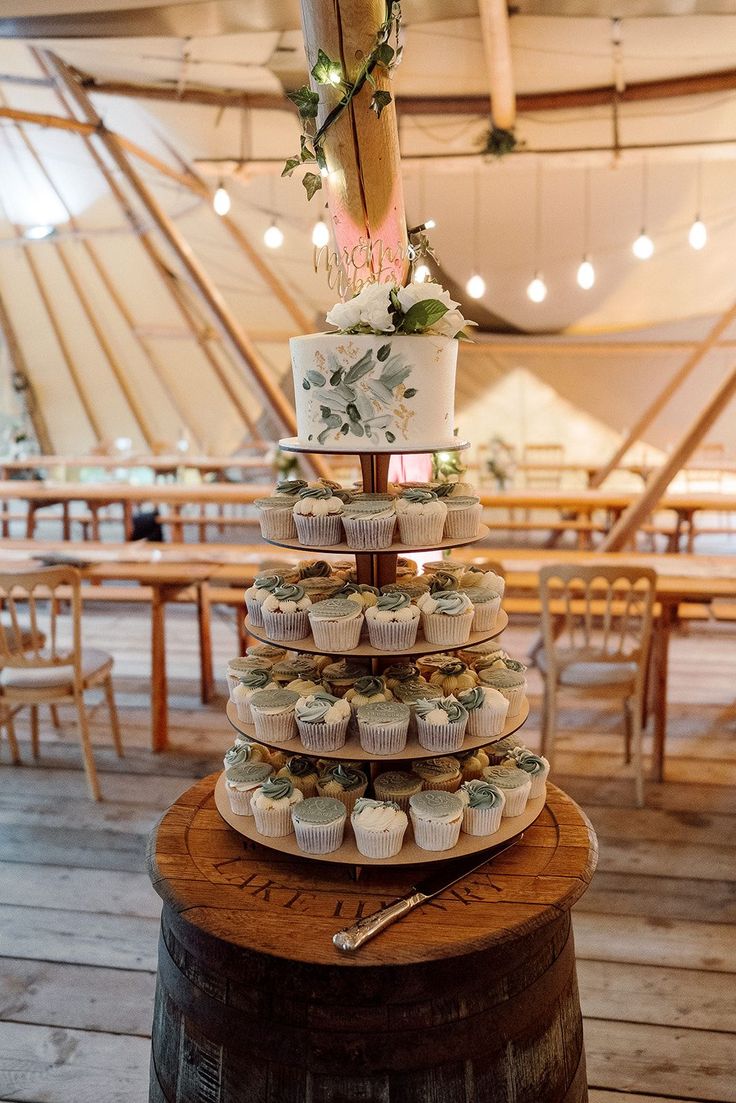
[{"x1": 147, "y1": 775, "x2": 597, "y2": 967}]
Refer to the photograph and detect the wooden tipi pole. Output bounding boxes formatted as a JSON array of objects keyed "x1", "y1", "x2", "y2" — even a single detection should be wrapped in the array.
[
  {"x1": 42, "y1": 49, "x2": 332, "y2": 478},
  {"x1": 590, "y1": 298, "x2": 736, "y2": 487},
  {"x1": 0, "y1": 289, "x2": 53, "y2": 453},
  {"x1": 479, "y1": 0, "x2": 516, "y2": 130}
]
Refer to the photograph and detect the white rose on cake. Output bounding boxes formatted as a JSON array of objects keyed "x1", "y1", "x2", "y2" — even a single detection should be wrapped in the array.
[{"x1": 325, "y1": 282, "x2": 394, "y2": 334}]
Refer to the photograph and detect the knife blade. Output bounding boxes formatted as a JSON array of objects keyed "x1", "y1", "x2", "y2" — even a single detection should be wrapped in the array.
[{"x1": 333, "y1": 833, "x2": 522, "y2": 952}]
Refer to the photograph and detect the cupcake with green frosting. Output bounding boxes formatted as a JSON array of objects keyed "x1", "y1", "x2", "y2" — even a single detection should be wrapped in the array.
[
  {"x1": 395, "y1": 488, "x2": 448, "y2": 546},
  {"x1": 250, "y1": 776, "x2": 303, "y2": 837},
  {"x1": 345, "y1": 676, "x2": 393, "y2": 709},
  {"x1": 417, "y1": 589, "x2": 475, "y2": 647},
  {"x1": 223, "y1": 740, "x2": 269, "y2": 771},
  {"x1": 292, "y1": 796, "x2": 347, "y2": 854},
  {"x1": 308, "y1": 597, "x2": 363, "y2": 651},
  {"x1": 456, "y1": 685, "x2": 509, "y2": 739},
  {"x1": 411, "y1": 755, "x2": 462, "y2": 793},
  {"x1": 365, "y1": 591, "x2": 420, "y2": 651},
  {"x1": 316, "y1": 763, "x2": 368, "y2": 814},
  {"x1": 351, "y1": 797, "x2": 408, "y2": 858},
  {"x1": 322, "y1": 658, "x2": 371, "y2": 698},
  {"x1": 272, "y1": 654, "x2": 320, "y2": 685},
  {"x1": 225, "y1": 655, "x2": 272, "y2": 700},
  {"x1": 372, "y1": 770, "x2": 423, "y2": 812},
  {"x1": 356, "y1": 701, "x2": 410, "y2": 756},
  {"x1": 297, "y1": 558, "x2": 333, "y2": 579},
  {"x1": 409, "y1": 790, "x2": 464, "y2": 852},
  {"x1": 273, "y1": 479, "x2": 308, "y2": 498},
  {"x1": 276, "y1": 755, "x2": 320, "y2": 797},
  {"x1": 508, "y1": 748, "x2": 550, "y2": 799},
  {"x1": 248, "y1": 688, "x2": 299, "y2": 743},
  {"x1": 443, "y1": 495, "x2": 482, "y2": 540},
  {"x1": 415, "y1": 695, "x2": 469, "y2": 754},
  {"x1": 341, "y1": 499, "x2": 397, "y2": 551},
  {"x1": 393, "y1": 681, "x2": 442, "y2": 734},
  {"x1": 246, "y1": 643, "x2": 286, "y2": 664},
  {"x1": 485, "y1": 734, "x2": 525, "y2": 765},
  {"x1": 260, "y1": 583, "x2": 312, "y2": 643},
  {"x1": 482, "y1": 766, "x2": 532, "y2": 817},
  {"x1": 243, "y1": 573, "x2": 283, "y2": 629},
  {"x1": 382, "y1": 662, "x2": 423, "y2": 690},
  {"x1": 254, "y1": 495, "x2": 298, "y2": 541},
  {"x1": 459, "y1": 779, "x2": 506, "y2": 836},
  {"x1": 295, "y1": 692, "x2": 351, "y2": 753},
  {"x1": 224, "y1": 762, "x2": 273, "y2": 816},
  {"x1": 293, "y1": 486, "x2": 344, "y2": 546},
  {"x1": 232, "y1": 668, "x2": 275, "y2": 723},
  {"x1": 478, "y1": 667, "x2": 527, "y2": 717}
]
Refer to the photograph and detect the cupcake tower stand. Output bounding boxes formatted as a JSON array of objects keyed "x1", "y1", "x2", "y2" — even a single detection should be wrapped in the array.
[{"x1": 214, "y1": 441, "x2": 545, "y2": 867}]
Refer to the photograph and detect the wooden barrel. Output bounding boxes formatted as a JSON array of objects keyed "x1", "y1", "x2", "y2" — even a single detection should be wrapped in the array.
[{"x1": 148, "y1": 776, "x2": 597, "y2": 1103}]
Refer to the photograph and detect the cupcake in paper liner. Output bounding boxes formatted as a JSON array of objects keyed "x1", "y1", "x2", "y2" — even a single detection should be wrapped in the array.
[
  {"x1": 224, "y1": 762, "x2": 273, "y2": 816},
  {"x1": 485, "y1": 734, "x2": 525, "y2": 765},
  {"x1": 394, "y1": 681, "x2": 443, "y2": 734},
  {"x1": 225, "y1": 655, "x2": 272, "y2": 700},
  {"x1": 508, "y1": 748, "x2": 550, "y2": 799},
  {"x1": 260, "y1": 583, "x2": 312, "y2": 642},
  {"x1": 248, "y1": 688, "x2": 300, "y2": 743},
  {"x1": 345, "y1": 676, "x2": 394, "y2": 730},
  {"x1": 422, "y1": 557, "x2": 467, "y2": 578},
  {"x1": 316, "y1": 763, "x2": 368, "y2": 815},
  {"x1": 231, "y1": 668, "x2": 275, "y2": 723},
  {"x1": 292, "y1": 796, "x2": 347, "y2": 854},
  {"x1": 461, "y1": 566, "x2": 506, "y2": 598},
  {"x1": 372, "y1": 770, "x2": 423, "y2": 812},
  {"x1": 356, "y1": 701, "x2": 410, "y2": 756},
  {"x1": 244, "y1": 573, "x2": 283, "y2": 629},
  {"x1": 272, "y1": 654, "x2": 320, "y2": 685},
  {"x1": 409, "y1": 790, "x2": 464, "y2": 852},
  {"x1": 456, "y1": 685, "x2": 510, "y2": 739},
  {"x1": 276, "y1": 754, "x2": 320, "y2": 797},
  {"x1": 456, "y1": 747, "x2": 489, "y2": 782},
  {"x1": 341, "y1": 500, "x2": 397, "y2": 551},
  {"x1": 322, "y1": 658, "x2": 371, "y2": 698},
  {"x1": 411, "y1": 755, "x2": 462, "y2": 793},
  {"x1": 250, "y1": 776, "x2": 303, "y2": 837},
  {"x1": 308, "y1": 597, "x2": 363, "y2": 651},
  {"x1": 461, "y1": 587, "x2": 502, "y2": 633},
  {"x1": 223, "y1": 740, "x2": 269, "y2": 772},
  {"x1": 429, "y1": 660, "x2": 478, "y2": 696},
  {"x1": 482, "y1": 766, "x2": 532, "y2": 817},
  {"x1": 415, "y1": 695, "x2": 469, "y2": 754},
  {"x1": 443, "y1": 495, "x2": 482, "y2": 540},
  {"x1": 351, "y1": 797, "x2": 408, "y2": 858},
  {"x1": 295, "y1": 692, "x2": 351, "y2": 753},
  {"x1": 254, "y1": 497, "x2": 298, "y2": 541},
  {"x1": 246, "y1": 643, "x2": 286, "y2": 664},
  {"x1": 292, "y1": 487, "x2": 344, "y2": 547},
  {"x1": 478, "y1": 667, "x2": 527, "y2": 717},
  {"x1": 394, "y1": 488, "x2": 447, "y2": 546},
  {"x1": 417, "y1": 590, "x2": 475, "y2": 647},
  {"x1": 382, "y1": 662, "x2": 424, "y2": 691},
  {"x1": 365, "y1": 591, "x2": 420, "y2": 651},
  {"x1": 458, "y1": 779, "x2": 506, "y2": 836}
]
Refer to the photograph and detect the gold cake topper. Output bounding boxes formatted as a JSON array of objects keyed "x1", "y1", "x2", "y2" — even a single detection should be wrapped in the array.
[{"x1": 314, "y1": 236, "x2": 413, "y2": 298}]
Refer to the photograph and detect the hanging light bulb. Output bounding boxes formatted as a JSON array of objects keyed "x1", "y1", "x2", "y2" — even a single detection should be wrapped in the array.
[
  {"x1": 632, "y1": 230, "x2": 654, "y2": 260},
  {"x1": 577, "y1": 256, "x2": 595, "y2": 290},
  {"x1": 264, "y1": 221, "x2": 284, "y2": 249},
  {"x1": 466, "y1": 273, "x2": 486, "y2": 299},
  {"x1": 527, "y1": 273, "x2": 547, "y2": 303},
  {"x1": 213, "y1": 181, "x2": 231, "y2": 217},
  {"x1": 414, "y1": 263, "x2": 431, "y2": 283},
  {"x1": 311, "y1": 218, "x2": 329, "y2": 248},
  {"x1": 688, "y1": 217, "x2": 707, "y2": 250}
]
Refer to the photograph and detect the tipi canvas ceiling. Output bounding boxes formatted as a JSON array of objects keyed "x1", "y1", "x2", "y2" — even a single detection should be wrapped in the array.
[{"x1": 0, "y1": 2, "x2": 735, "y2": 458}]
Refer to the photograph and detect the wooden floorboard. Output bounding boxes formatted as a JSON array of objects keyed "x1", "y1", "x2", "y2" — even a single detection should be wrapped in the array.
[{"x1": 0, "y1": 604, "x2": 733, "y2": 1102}]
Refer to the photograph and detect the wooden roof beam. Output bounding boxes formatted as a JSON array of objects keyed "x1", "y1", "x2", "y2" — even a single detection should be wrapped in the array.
[
  {"x1": 0, "y1": 289, "x2": 53, "y2": 453},
  {"x1": 478, "y1": 0, "x2": 516, "y2": 130}
]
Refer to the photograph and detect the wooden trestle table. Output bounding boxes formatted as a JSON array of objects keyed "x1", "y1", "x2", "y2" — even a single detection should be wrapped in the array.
[{"x1": 147, "y1": 775, "x2": 597, "y2": 1102}]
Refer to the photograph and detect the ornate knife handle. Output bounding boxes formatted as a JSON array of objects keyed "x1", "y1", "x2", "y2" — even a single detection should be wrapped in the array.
[{"x1": 333, "y1": 891, "x2": 425, "y2": 952}]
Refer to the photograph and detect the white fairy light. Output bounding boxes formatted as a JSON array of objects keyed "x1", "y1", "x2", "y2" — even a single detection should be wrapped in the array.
[
  {"x1": 263, "y1": 221, "x2": 284, "y2": 249},
  {"x1": 213, "y1": 182, "x2": 231, "y2": 216},
  {"x1": 632, "y1": 231, "x2": 654, "y2": 260},
  {"x1": 577, "y1": 257, "x2": 595, "y2": 290},
  {"x1": 311, "y1": 218, "x2": 329, "y2": 248},
  {"x1": 527, "y1": 273, "x2": 547, "y2": 303},
  {"x1": 466, "y1": 273, "x2": 486, "y2": 299}
]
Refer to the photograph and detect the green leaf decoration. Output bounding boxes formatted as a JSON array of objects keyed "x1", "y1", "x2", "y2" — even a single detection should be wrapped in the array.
[
  {"x1": 482, "y1": 125, "x2": 520, "y2": 160},
  {"x1": 317, "y1": 428, "x2": 331, "y2": 444},
  {"x1": 376, "y1": 343, "x2": 391, "y2": 362},
  {"x1": 366, "y1": 380, "x2": 395, "y2": 406},
  {"x1": 346, "y1": 402, "x2": 361, "y2": 423},
  {"x1": 302, "y1": 172, "x2": 323, "y2": 201},
  {"x1": 282, "y1": 157, "x2": 300, "y2": 177},
  {"x1": 343, "y1": 350, "x2": 375, "y2": 384},
  {"x1": 379, "y1": 365, "x2": 411, "y2": 391},
  {"x1": 400, "y1": 299, "x2": 449, "y2": 334},
  {"x1": 306, "y1": 369, "x2": 326, "y2": 386},
  {"x1": 326, "y1": 414, "x2": 342, "y2": 429},
  {"x1": 370, "y1": 90, "x2": 392, "y2": 118},
  {"x1": 311, "y1": 48, "x2": 341, "y2": 86},
  {"x1": 340, "y1": 423, "x2": 350, "y2": 435},
  {"x1": 329, "y1": 367, "x2": 343, "y2": 386},
  {"x1": 287, "y1": 86, "x2": 320, "y2": 119},
  {"x1": 389, "y1": 287, "x2": 402, "y2": 313},
  {"x1": 350, "y1": 421, "x2": 365, "y2": 437},
  {"x1": 302, "y1": 380, "x2": 311, "y2": 390},
  {"x1": 385, "y1": 431, "x2": 396, "y2": 443},
  {"x1": 376, "y1": 43, "x2": 394, "y2": 67},
  {"x1": 403, "y1": 387, "x2": 417, "y2": 399},
  {"x1": 320, "y1": 405, "x2": 331, "y2": 419},
  {"x1": 300, "y1": 135, "x2": 315, "y2": 162}
]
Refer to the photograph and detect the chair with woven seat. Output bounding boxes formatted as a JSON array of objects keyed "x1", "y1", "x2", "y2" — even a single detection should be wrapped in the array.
[
  {"x1": 0, "y1": 567, "x2": 122, "y2": 800},
  {"x1": 537, "y1": 563, "x2": 656, "y2": 806}
]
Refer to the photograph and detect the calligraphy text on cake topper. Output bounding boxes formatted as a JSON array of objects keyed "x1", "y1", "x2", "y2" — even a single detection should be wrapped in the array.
[{"x1": 314, "y1": 237, "x2": 412, "y2": 298}]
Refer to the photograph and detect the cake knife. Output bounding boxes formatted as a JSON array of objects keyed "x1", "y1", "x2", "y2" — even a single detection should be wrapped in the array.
[{"x1": 333, "y1": 834, "x2": 522, "y2": 952}]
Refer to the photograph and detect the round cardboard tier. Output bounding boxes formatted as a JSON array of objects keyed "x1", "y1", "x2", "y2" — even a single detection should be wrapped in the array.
[
  {"x1": 278, "y1": 436, "x2": 470, "y2": 456},
  {"x1": 225, "y1": 697, "x2": 529, "y2": 762},
  {"x1": 214, "y1": 771, "x2": 545, "y2": 867},
  {"x1": 262, "y1": 523, "x2": 490, "y2": 557},
  {"x1": 244, "y1": 610, "x2": 508, "y2": 657}
]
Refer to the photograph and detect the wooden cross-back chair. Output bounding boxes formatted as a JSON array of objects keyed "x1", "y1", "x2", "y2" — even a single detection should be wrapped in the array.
[
  {"x1": 537, "y1": 563, "x2": 657, "y2": 806},
  {"x1": 0, "y1": 567, "x2": 122, "y2": 800}
]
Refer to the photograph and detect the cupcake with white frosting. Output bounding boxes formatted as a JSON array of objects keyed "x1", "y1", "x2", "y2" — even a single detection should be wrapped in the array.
[
  {"x1": 459, "y1": 779, "x2": 506, "y2": 835},
  {"x1": 295, "y1": 691, "x2": 351, "y2": 752},
  {"x1": 507, "y1": 748, "x2": 550, "y2": 799},
  {"x1": 293, "y1": 487, "x2": 344, "y2": 546},
  {"x1": 409, "y1": 790, "x2": 464, "y2": 851},
  {"x1": 395, "y1": 488, "x2": 448, "y2": 546},
  {"x1": 248, "y1": 688, "x2": 300, "y2": 743},
  {"x1": 351, "y1": 797, "x2": 408, "y2": 858},
  {"x1": 250, "y1": 776, "x2": 303, "y2": 837},
  {"x1": 260, "y1": 583, "x2": 312, "y2": 642},
  {"x1": 417, "y1": 589, "x2": 475, "y2": 646},
  {"x1": 244, "y1": 573, "x2": 283, "y2": 629},
  {"x1": 365, "y1": 591, "x2": 420, "y2": 651},
  {"x1": 456, "y1": 685, "x2": 509, "y2": 739},
  {"x1": 224, "y1": 762, "x2": 273, "y2": 815},
  {"x1": 482, "y1": 766, "x2": 532, "y2": 817},
  {"x1": 308, "y1": 597, "x2": 363, "y2": 651},
  {"x1": 415, "y1": 695, "x2": 469, "y2": 753},
  {"x1": 231, "y1": 668, "x2": 275, "y2": 723}
]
